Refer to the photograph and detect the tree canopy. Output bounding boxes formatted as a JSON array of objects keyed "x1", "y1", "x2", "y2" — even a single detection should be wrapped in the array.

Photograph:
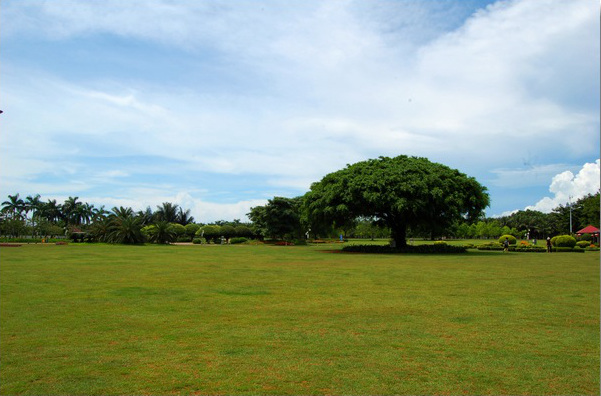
[
  {"x1": 248, "y1": 197, "x2": 303, "y2": 240},
  {"x1": 303, "y1": 155, "x2": 490, "y2": 247}
]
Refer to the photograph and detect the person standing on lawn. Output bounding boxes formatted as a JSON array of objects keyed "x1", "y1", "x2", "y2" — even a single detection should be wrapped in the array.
[
  {"x1": 503, "y1": 237, "x2": 509, "y2": 253},
  {"x1": 546, "y1": 237, "x2": 552, "y2": 253}
]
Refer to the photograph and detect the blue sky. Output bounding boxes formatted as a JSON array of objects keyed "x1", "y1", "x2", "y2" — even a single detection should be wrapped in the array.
[{"x1": 1, "y1": 0, "x2": 599, "y2": 222}]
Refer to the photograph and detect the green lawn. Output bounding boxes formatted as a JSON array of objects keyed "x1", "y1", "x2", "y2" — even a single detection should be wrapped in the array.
[{"x1": 1, "y1": 243, "x2": 598, "y2": 395}]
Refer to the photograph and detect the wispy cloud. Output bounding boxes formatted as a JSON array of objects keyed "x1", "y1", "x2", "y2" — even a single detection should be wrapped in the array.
[{"x1": 1, "y1": 0, "x2": 598, "y2": 221}]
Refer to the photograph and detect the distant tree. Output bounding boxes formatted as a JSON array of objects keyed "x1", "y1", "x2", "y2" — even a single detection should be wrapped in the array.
[
  {"x1": 249, "y1": 197, "x2": 303, "y2": 240},
  {"x1": 91, "y1": 205, "x2": 109, "y2": 224},
  {"x1": 106, "y1": 207, "x2": 145, "y2": 244},
  {"x1": 198, "y1": 225, "x2": 222, "y2": 244},
  {"x1": 575, "y1": 192, "x2": 600, "y2": 229},
  {"x1": 40, "y1": 199, "x2": 63, "y2": 223},
  {"x1": 146, "y1": 221, "x2": 177, "y2": 244},
  {"x1": 176, "y1": 207, "x2": 195, "y2": 225},
  {"x1": 155, "y1": 202, "x2": 180, "y2": 223},
  {"x1": 247, "y1": 206, "x2": 268, "y2": 239},
  {"x1": 62, "y1": 196, "x2": 85, "y2": 226},
  {"x1": 1, "y1": 193, "x2": 26, "y2": 220},
  {"x1": 185, "y1": 223, "x2": 200, "y2": 240},
  {"x1": 234, "y1": 225, "x2": 253, "y2": 239},
  {"x1": 304, "y1": 156, "x2": 489, "y2": 247},
  {"x1": 220, "y1": 225, "x2": 236, "y2": 242},
  {"x1": 170, "y1": 223, "x2": 187, "y2": 240},
  {"x1": 353, "y1": 218, "x2": 390, "y2": 240}
]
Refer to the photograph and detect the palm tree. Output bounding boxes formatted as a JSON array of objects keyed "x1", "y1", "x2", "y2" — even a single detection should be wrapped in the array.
[
  {"x1": 106, "y1": 206, "x2": 145, "y2": 244},
  {"x1": 25, "y1": 194, "x2": 43, "y2": 237},
  {"x1": 155, "y1": 202, "x2": 179, "y2": 223},
  {"x1": 25, "y1": 194, "x2": 42, "y2": 219},
  {"x1": 41, "y1": 199, "x2": 63, "y2": 223},
  {"x1": 137, "y1": 206, "x2": 155, "y2": 226},
  {"x1": 62, "y1": 196, "x2": 83, "y2": 225},
  {"x1": 146, "y1": 221, "x2": 177, "y2": 244},
  {"x1": 77, "y1": 203, "x2": 95, "y2": 225},
  {"x1": 177, "y1": 207, "x2": 195, "y2": 225},
  {"x1": 1, "y1": 193, "x2": 26, "y2": 220},
  {"x1": 89, "y1": 218, "x2": 110, "y2": 242},
  {"x1": 92, "y1": 205, "x2": 109, "y2": 223}
]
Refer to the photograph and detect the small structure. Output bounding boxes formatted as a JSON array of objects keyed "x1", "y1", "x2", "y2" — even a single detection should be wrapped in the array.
[{"x1": 575, "y1": 225, "x2": 600, "y2": 243}]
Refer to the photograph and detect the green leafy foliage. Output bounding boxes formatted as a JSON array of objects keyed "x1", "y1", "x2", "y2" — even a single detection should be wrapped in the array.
[
  {"x1": 498, "y1": 234, "x2": 517, "y2": 245},
  {"x1": 305, "y1": 156, "x2": 489, "y2": 247},
  {"x1": 185, "y1": 223, "x2": 200, "y2": 239},
  {"x1": 197, "y1": 225, "x2": 221, "y2": 244},
  {"x1": 146, "y1": 221, "x2": 177, "y2": 244},
  {"x1": 105, "y1": 207, "x2": 145, "y2": 244},
  {"x1": 552, "y1": 235, "x2": 577, "y2": 248},
  {"x1": 248, "y1": 197, "x2": 303, "y2": 240}
]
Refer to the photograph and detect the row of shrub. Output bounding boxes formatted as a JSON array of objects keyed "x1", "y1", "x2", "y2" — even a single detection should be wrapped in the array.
[
  {"x1": 495, "y1": 234, "x2": 599, "y2": 250},
  {"x1": 0, "y1": 237, "x2": 67, "y2": 244},
  {"x1": 342, "y1": 243, "x2": 467, "y2": 254},
  {"x1": 477, "y1": 243, "x2": 547, "y2": 252},
  {"x1": 477, "y1": 243, "x2": 589, "y2": 253}
]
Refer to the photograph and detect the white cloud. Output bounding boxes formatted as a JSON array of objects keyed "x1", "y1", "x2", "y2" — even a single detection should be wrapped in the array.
[
  {"x1": 1, "y1": 0, "x2": 598, "y2": 219},
  {"x1": 526, "y1": 159, "x2": 600, "y2": 213}
]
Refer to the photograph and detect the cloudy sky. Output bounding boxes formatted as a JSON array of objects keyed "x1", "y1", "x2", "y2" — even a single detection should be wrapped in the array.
[{"x1": 1, "y1": 0, "x2": 599, "y2": 222}]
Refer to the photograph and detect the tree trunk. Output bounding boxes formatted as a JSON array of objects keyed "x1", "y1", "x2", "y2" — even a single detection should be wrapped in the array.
[{"x1": 390, "y1": 223, "x2": 407, "y2": 248}]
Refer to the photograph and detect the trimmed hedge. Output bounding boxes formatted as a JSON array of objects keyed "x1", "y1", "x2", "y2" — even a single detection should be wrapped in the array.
[
  {"x1": 551, "y1": 235, "x2": 577, "y2": 248},
  {"x1": 342, "y1": 244, "x2": 467, "y2": 254},
  {"x1": 514, "y1": 246, "x2": 546, "y2": 252},
  {"x1": 498, "y1": 235, "x2": 517, "y2": 245},
  {"x1": 230, "y1": 237, "x2": 248, "y2": 244},
  {"x1": 477, "y1": 243, "x2": 503, "y2": 251}
]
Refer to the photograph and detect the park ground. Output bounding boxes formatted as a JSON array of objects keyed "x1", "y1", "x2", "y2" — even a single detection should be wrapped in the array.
[{"x1": 0, "y1": 242, "x2": 599, "y2": 395}]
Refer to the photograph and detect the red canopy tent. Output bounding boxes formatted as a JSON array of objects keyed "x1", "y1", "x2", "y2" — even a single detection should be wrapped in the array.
[
  {"x1": 576, "y1": 225, "x2": 600, "y2": 235},
  {"x1": 575, "y1": 225, "x2": 600, "y2": 242}
]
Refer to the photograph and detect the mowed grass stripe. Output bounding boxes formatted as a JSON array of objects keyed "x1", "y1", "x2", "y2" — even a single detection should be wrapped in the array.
[{"x1": 1, "y1": 244, "x2": 598, "y2": 395}]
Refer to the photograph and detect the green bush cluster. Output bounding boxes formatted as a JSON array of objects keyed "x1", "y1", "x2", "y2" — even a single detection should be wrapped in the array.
[
  {"x1": 192, "y1": 238, "x2": 202, "y2": 244},
  {"x1": 576, "y1": 240, "x2": 591, "y2": 249},
  {"x1": 477, "y1": 242, "x2": 504, "y2": 251},
  {"x1": 514, "y1": 246, "x2": 546, "y2": 252},
  {"x1": 498, "y1": 235, "x2": 517, "y2": 245},
  {"x1": 0, "y1": 237, "x2": 67, "y2": 244},
  {"x1": 551, "y1": 235, "x2": 577, "y2": 248},
  {"x1": 230, "y1": 237, "x2": 248, "y2": 244},
  {"x1": 342, "y1": 244, "x2": 467, "y2": 254}
]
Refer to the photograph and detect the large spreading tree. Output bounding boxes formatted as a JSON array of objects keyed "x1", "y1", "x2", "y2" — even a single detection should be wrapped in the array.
[{"x1": 303, "y1": 155, "x2": 490, "y2": 247}]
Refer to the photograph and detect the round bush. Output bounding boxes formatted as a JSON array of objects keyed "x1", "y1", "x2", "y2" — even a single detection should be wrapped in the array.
[
  {"x1": 230, "y1": 237, "x2": 248, "y2": 244},
  {"x1": 498, "y1": 235, "x2": 517, "y2": 245},
  {"x1": 192, "y1": 238, "x2": 202, "y2": 244},
  {"x1": 576, "y1": 240, "x2": 590, "y2": 249},
  {"x1": 552, "y1": 235, "x2": 577, "y2": 248}
]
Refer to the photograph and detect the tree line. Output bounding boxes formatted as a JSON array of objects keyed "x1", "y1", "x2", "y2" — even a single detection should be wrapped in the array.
[
  {"x1": 248, "y1": 192, "x2": 599, "y2": 242},
  {"x1": 2, "y1": 156, "x2": 599, "y2": 244}
]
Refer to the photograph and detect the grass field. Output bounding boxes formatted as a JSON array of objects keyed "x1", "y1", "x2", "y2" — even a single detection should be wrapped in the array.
[{"x1": 1, "y1": 242, "x2": 599, "y2": 395}]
